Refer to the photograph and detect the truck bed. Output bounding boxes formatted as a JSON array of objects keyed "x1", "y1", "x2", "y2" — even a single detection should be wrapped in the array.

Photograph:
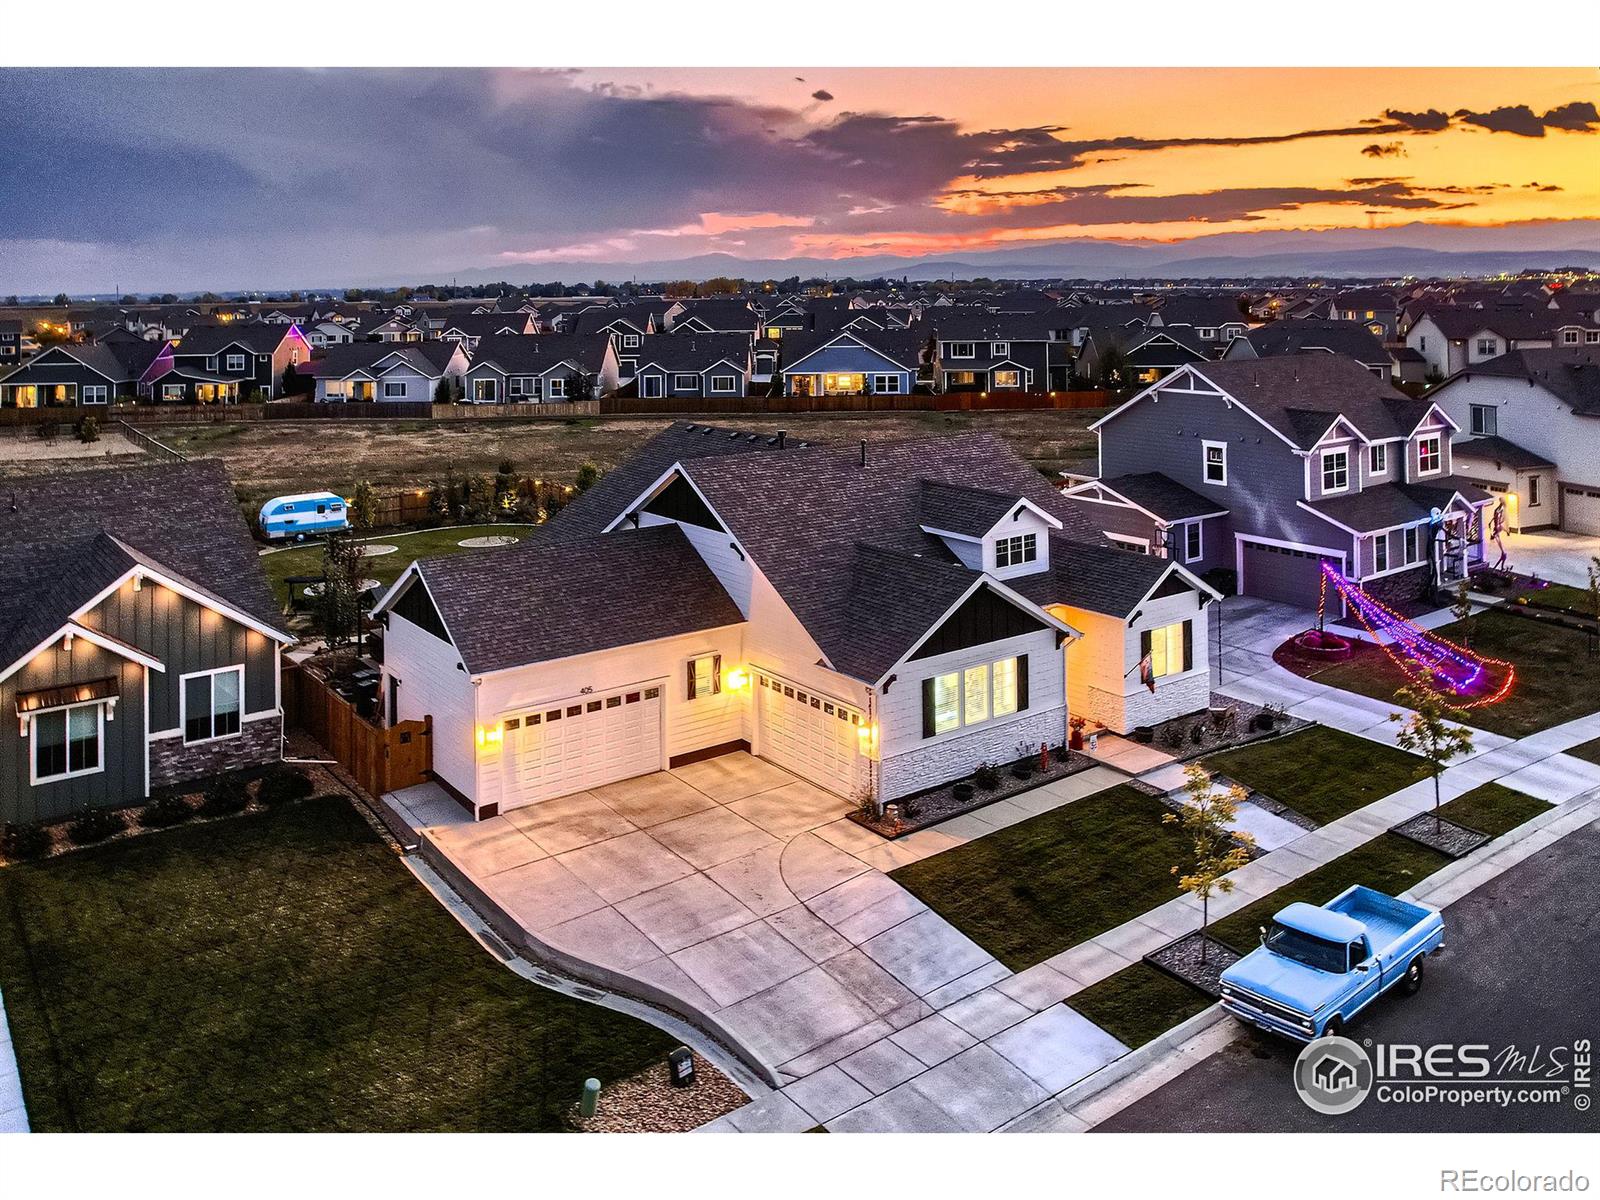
[{"x1": 1327, "y1": 886, "x2": 1434, "y2": 953}]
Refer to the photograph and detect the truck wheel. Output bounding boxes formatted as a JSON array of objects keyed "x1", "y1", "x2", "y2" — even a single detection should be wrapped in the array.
[
  {"x1": 1321, "y1": 1016, "x2": 1343, "y2": 1038},
  {"x1": 1402, "y1": 956, "x2": 1424, "y2": 995}
]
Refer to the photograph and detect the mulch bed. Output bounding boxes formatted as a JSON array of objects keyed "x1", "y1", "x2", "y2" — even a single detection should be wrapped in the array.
[
  {"x1": 1389, "y1": 812, "x2": 1491, "y2": 859},
  {"x1": 1141, "y1": 693, "x2": 1311, "y2": 763},
  {"x1": 569, "y1": 1057, "x2": 749, "y2": 1132},
  {"x1": 848, "y1": 748, "x2": 1099, "y2": 839},
  {"x1": 1144, "y1": 930, "x2": 1241, "y2": 999}
]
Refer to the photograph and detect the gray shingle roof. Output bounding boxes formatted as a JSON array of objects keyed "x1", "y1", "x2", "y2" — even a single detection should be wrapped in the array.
[
  {"x1": 411, "y1": 524, "x2": 744, "y2": 675},
  {"x1": 1306, "y1": 478, "x2": 1493, "y2": 534},
  {"x1": 1191, "y1": 356, "x2": 1435, "y2": 447},
  {"x1": 1098, "y1": 472, "x2": 1229, "y2": 521},
  {"x1": 1454, "y1": 435, "x2": 1556, "y2": 471},
  {"x1": 918, "y1": 480, "x2": 1023, "y2": 537},
  {"x1": 1010, "y1": 537, "x2": 1176, "y2": 620},
  {"x1": 466, "y1": 334, "x2": 610, "y2": 376},
  {"x1": 1444, "y1": 347, "x2": 1600, "y2": 417},
  {"x1": 1237, "y1": 319, "x2": 1390, "y2": 367},
  {"x1": 0, "y1": 460, "x2": 287, "y2": 669},
  {"x1": 632, "y1": 334, "x2": 751, "y2": 374}
]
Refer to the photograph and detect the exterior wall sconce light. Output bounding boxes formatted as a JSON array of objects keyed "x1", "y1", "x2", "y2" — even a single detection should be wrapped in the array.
[
  {"x1": 724, "y1": 667, "x2": 750, "y2": 692},
  {"x1": 476, "y1": 724, "x2": 503, "y2": 748}
]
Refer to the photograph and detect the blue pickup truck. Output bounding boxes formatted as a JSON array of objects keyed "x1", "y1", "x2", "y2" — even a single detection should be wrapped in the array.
[{"x1": 1219, "y1": 885, "x2": 1445, "y2": 1041}]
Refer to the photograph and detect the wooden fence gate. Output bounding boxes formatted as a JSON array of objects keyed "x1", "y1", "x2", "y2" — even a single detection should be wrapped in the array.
[{"x1": 282, "y1": 663, "x2": 431, "y2": 796}]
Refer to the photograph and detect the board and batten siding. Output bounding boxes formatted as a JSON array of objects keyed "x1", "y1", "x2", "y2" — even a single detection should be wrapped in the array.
[
  {"x1": 383, "y1": 609, "x2": 478, "y2": 802},
  {"x1": 85, "y1": 581, "x2": 277, "y2": 731},
  {"x1": 0, "y1": 643, "x2": 148, "y2": 824}
]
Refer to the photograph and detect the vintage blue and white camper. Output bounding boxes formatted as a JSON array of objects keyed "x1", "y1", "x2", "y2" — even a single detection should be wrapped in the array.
[{"x1": 259, "y1": 492, "x2": 350, "y2": 540}]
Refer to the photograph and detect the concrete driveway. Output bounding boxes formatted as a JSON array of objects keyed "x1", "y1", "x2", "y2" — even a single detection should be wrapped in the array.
[
  {"x1": 389, "y1": 752, "x2": 1135, "y2": 1130},
  {"x1": 1208, "y1": 595, "x2": 1317, "y2": 688},
  {"x1": 1502, "y1": 529, "x2": 1600, "y2": 587}
]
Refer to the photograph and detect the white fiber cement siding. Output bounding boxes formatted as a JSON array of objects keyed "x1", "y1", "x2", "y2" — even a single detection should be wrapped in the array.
[
  {"x1": 383, "y1": 611, "x2": 478, "y2": 802},
  {"x1": 1061, "y1": 588, "x2": 1211, "y2": 733},
  {"x1": 877, "y1": 627, "x2": 1066, "y2": 803},
  {"x1": 472, "y1": 625, "x2": 747, "y2": 811},
  {"x1": 1062, "y1": 606, "x2": 1128, "y2": 732}
]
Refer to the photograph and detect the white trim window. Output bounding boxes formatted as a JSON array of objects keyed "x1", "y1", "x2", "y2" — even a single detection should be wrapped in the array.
[
  {"x1": 547, "y1": 377, "x2": 568, "y2": 399},
  {"x1": 639, "y1": 374, "x2": 664, "y2": 398},
  {"x1": 672, "y1": 373, "x2": 699, "y2": 392},
  {"x1": 991, "y1": 342, "x2": 1009, "y2": 357},
  {"x1": 1320, "y1": 448, "x2": 1350, "y2": 494},
  {"x1": 1562, "y1": 329, "x2": 1580, "y2": 345},
  {"x1": 1146, "y1": 620, "x2": 1187, "y2": 680},
  {"x1": 992, "y1": 369, "x2": 1021, "y2": 389},
  {"x1": 928, "y1": 655, "x2": 1021, "y2": 737},
  {"x1": 508, "y1": 376, "x2": 527, "y2": 396},
  {"x1": 995, "y1": 532, "x2": 1038, "y2": 568},
  {"x1": 81, "y1": 384, "x2": 108, "y2": 404},
  {"x1": 225, "y1": 353, "x2": 247, "y2": 372},
  {"x1": 709, "y1": 374, "x2": 737, "y2": 393},
  {"x1": 1373, "y1": 532, "x2": 1389, "y2": 573},
  {"x1": 687, "y1": 654, "x2": 721, "y2": 700},
  {"x1": 622, "y1": 334, "x2": 641, "y2": 348},
  {"x1": 182, "y1": 666, "x2": 243, "y2": 744},
  {"x1": 1475, "y1": 337, "x2": 1498, "y2": 357},
  {"x1": 1183, "y1": 521, "x2": 1203, "y2": 563},
  {"x1": 1417, "y1": 434, "x2": 1443, "y2": 476},
  {"x1": 161, "y1": 383, "x2": 185, "y2": 400},
  {"x1": 947, "y1": 342, "x2": 975, "y2": 359},
  {"x1": 382, "y1": 381, "x2": 406, "y2": 398},
  {"x1": 871, "y1": 373, "x2": 902, "y2": 393},
  {"x1": 1587, "y1": 331, "x2": 1599, "y2": 344},
  {"x1": 1404, "y1": 526, "x2": 1421, "y2": 565},
  {"x1": 1202, "y1": 440, "x2": 1228, "y2": 486},
  {"x1": 1469, "y1": 404, "x2": 1496, "y2": 436},
  {"x1": 31, "y1": 701, "x2": 104, "y2": 784},
  {"x1": 473, "y1": 378, "x2": 499, "y2": 403},
  {"x1": 1370, "y1": 443, "x2": 1388, "y2": 476}
]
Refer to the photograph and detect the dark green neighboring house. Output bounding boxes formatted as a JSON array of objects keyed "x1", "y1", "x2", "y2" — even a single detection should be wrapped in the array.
[{"x1": 0, "y1": 461, "x2": 294, "y2": 825}]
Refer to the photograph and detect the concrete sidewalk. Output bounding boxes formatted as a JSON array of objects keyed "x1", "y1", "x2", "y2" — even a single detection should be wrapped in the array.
[{"x1": 0, "y1": 990, "x2": 28, "y2": 1133}]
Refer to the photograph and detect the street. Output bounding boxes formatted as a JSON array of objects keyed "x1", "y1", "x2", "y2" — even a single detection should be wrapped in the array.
[{"x1": 1096, "y1": 819, "x2": 1600, "y2": 1133}]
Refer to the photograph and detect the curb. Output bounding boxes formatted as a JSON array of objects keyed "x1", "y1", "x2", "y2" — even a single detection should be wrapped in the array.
[{"x1": 417, "y1": 832, "x2": 784, "y2": 1090}]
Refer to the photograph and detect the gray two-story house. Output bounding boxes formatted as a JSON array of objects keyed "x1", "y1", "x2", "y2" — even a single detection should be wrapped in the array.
[
  {"x1": 0, "y1": 461, "x2": 294, "y2": 827},
  {"x1": 1068, "y1": 356, "x2": 1495, "y2": 611}
]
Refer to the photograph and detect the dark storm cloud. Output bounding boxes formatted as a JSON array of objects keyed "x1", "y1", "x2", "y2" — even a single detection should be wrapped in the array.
[
  {"x1": 1362, "y1": 142, "x2": 1406, "y2": 158},
  {"x1": 811, "y1": 90, "x2": 834, "y2": 102},
  {"x1": 1383, "y1": 109, "x2": 1452, "y2": 132},
  {"x1": 1453, "y1": 101, "x2": 1600, "y2": 136}
]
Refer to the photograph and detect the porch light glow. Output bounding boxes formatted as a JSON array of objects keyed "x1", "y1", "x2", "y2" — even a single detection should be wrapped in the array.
[
  {"x1": 724, "y1": 667, "x2": 750, "y2": 692},
  {"x1": 476, "y1": 724, "x2": 503, "y2": 748},
  {"x1": 857, "y1": 721, "x2": 880, "y2": 760}
]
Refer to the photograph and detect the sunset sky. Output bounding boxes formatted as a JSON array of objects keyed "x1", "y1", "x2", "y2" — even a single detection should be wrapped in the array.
[{"x1": 1, "y1": 67, "x2": 1596, "y2": 291}]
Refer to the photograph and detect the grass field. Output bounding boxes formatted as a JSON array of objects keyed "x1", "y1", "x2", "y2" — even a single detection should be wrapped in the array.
[
  {"x1": 1292, "y1": 610, "x2": 1600, "y2": 738},
  {"x1": 153, "y1": 409, "x2": 1104, "y2": 507},
  {"x1": 259, "y1": 523, "x2": 534, "y2": 607},
  {"x1": 1202, "y1": 726, "x2": 1432, "y2": 825},
  {"x1": 0, "y1": 796, "x2": 680, "y2": 1131},
  {"x1": 889, "y1": 784, "x2": 1194, "y2": 971}
]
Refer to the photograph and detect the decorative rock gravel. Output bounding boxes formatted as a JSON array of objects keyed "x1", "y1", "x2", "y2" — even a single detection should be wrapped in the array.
[
  {"x1": 1146, "y1": 931, "x2": 1241, "y2": 999},
  {"x1": 1390, "y1": 813, "x2": 1490, "y2": 859},
  {"x1": 849, "y1": 749, "x2": 1099, "y2": 838},
  {"x1": 569, "y1": 1059, "x2": 748, "y2": 1133}
]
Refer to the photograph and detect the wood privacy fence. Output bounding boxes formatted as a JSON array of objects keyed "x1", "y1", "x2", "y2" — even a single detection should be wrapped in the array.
[
  {"x1": 282, "y1": 662, "x2": 432, "y2": 798},
  {"x1": 599, "y1": 390, "x2": 1118, "y2": 416},
  {"x1": 0, "y1": 399, "x2": 599, "y2": 426}
]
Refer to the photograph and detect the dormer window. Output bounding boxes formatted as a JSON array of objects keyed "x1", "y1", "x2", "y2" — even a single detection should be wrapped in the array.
[
  {"x1": 1321, "y1": 449, "x2": 1350, "y2": 494},
  {"x1": 995, "y1": 533, "x2": 1037, "y2": 568},
  {"x1": 1418, "y1": 434, "x2": 1443, "y2": 476}
]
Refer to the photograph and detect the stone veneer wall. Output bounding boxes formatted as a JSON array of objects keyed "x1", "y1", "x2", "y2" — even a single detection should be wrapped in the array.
[
  {"x1": 879, "y1": 706, "x2": 1065, "y2": 802},
  {"x1": 1360, "y1": 565, "x2": 1432, "y2": 612},
  {"x1": 148, "y1": 715, "x2": 281, "y2": 792}
]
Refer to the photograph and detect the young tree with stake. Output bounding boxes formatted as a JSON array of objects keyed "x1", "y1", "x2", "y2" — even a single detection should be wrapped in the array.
[
  {"x1": 1390, "y1": 673, "x2": 1475, "y2": 835},
  {"x1": 1165, "y1": 763, "x2": 1255, "y2": 963}
]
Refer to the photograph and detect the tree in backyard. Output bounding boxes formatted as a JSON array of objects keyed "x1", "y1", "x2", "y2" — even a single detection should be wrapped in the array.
[
  {"x1": 52, "y1": 293, "x2": 69, "y2": 306},
  {"x1": 1164, "y1": 763, "x2": 1255, "y2": 962},
  {"x1": 1095, "y1": 344, "x2": 1129, "y2": 389},
  {"x1": 316, "y1": 531, "x2": 366, "y2": 661},
  {"x1": 575, "y1": 462, "x2": 602, "y2": 494},
  {"x1": 1390, "y1": 674, "x2": 1474, "y2": 834},
  {"x1": 350, "y1": 479, "x2": 378, "y2": 531},
  {"x1": 434, "y1": 376, "x2": 452, "y2": 404},
  {"x1": 1451, "y1": 579, "x2": 1474, "y2": 647},
  {"x1": 493, "y1": 460, "x2": 518, "y2": 515}
]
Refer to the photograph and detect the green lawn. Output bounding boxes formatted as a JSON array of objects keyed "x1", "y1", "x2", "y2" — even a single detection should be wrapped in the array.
[
  {"x1": 1297, "y1": 610, "x2": 1600, "y2": 738},
  {"x1": 0, "y1": 797, "x2": 678, "y2": 1131},
  {"x1": 1066, "y1": 961, "x2": 1215, "y2": 1050},
  {"x1": 1434, "y1": 782, "x2": 1553, "y2": 837},
  {"x1": 889, "y1": 785, "x2": 1194, "y2": 971},
  {"x1": 1202, "y1": 726, "x2": 1431, "y2": 826},
  {"x1": 1514, "y1": 583, "x2": 1592, "y2": 613},
  {"x1": 259, "y1": 524, "x2": 535, "y2": 609}
]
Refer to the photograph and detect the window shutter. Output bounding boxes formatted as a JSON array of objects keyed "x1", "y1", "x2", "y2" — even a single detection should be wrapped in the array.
[
  {"x1": 712, "y1": 654, "x2": 722, "y2": 695},
  {"x1": 1016, "y1": 655, "x2": 1029, "y2": 711},
  {"x1": 1182, "y1": 621, "x2": 1193, "y2": 673},
  {"x1": 921, "y1": 678, "x2": 936, "y2": 739},
  {"x1": 686, "y1": 660, "x2": 697, "y2": 701},
  {"x1": 1139, "y1": 629, "x2": 1152, "y2": 659}
]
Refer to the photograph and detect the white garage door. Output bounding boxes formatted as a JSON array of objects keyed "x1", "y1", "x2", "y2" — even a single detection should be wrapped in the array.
[
  {"x1": 498, "y1": 683, "x2": 663, "y2": 807},
  {"x1": 1562, "y1": 485, "x2": 1600, "y2": 535},
  {"x1": 754, "y1": 670, "x2": 863, "y2": 798}
]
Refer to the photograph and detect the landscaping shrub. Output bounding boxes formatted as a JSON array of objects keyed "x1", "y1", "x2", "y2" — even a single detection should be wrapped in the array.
[
  {"x1": 256, "y1": 764, "x2": 315, "y2": 806},
  {"x1": 75, "y1": 414, "x2": 100, "y2": 444},
  {"x1": 1, "y1": 822, "x2": 53, "y2": 862},
  {"x1": 973, "y1": 761, "x2": 1002, "y2": 790},
  {"x1": 33, "y1": 419, "x2": 60, "y2": 443},
  {"x1": 139, "y1": 793, "x2": 194, "y2": 829},
  {"x1": 67, "y1": 807, "x2": 125, "y2": 846},
  {"x1": 199, "y1": 774, "x2": 253, "y2": 817}
]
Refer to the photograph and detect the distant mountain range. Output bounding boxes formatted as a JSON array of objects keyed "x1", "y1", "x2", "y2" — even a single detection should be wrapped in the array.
[{"x1": 436, "y1": 221, "x2": 1600, "y2": 287}]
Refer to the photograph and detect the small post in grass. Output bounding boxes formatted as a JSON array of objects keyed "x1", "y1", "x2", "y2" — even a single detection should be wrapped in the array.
[
  {"x1": 1164, "y1": 763, "x2": 1255, "y2": 964},
  {"x1": 580, "y1": 1078, "x2": 601, "y2": 1119},
  {"x1": 1390, "y1": 671, "x2": 1474, "y2": 836}
]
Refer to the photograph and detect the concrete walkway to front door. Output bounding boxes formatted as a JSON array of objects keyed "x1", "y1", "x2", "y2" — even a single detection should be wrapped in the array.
[{"x1": 389, "y1": 752, "x2": 1133, "y2": 1131}]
